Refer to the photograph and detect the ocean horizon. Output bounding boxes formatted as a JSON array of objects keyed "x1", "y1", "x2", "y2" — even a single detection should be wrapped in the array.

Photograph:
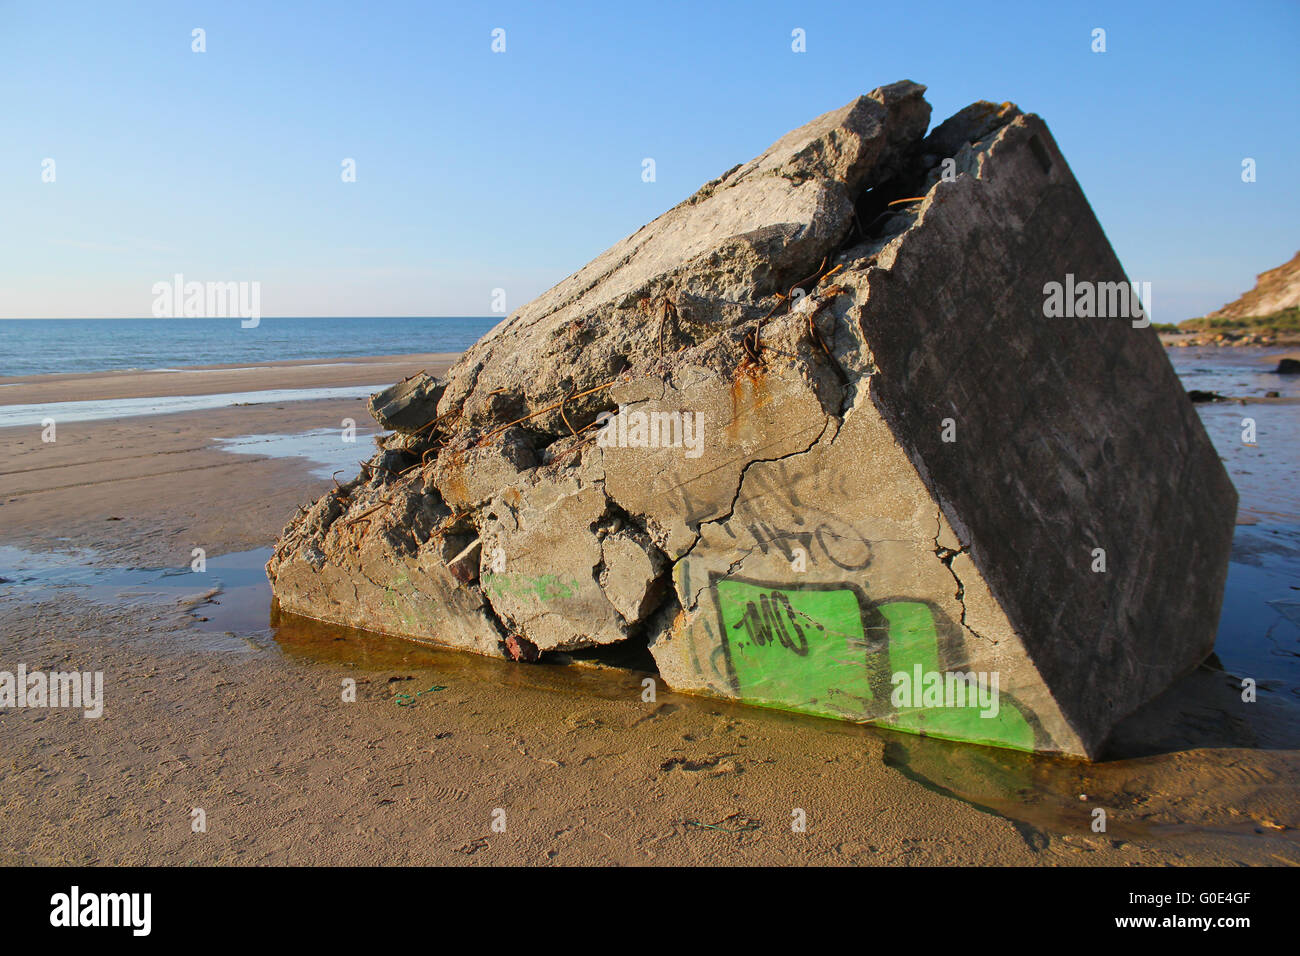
[{"x1": 0, "y1": 316, "x2": 500, "y2": 378}]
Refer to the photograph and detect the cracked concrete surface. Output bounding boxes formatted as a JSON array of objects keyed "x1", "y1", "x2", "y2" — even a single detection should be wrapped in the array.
[{"x1": 267, "y1": 81, "x2": 1236, "y2": 757}]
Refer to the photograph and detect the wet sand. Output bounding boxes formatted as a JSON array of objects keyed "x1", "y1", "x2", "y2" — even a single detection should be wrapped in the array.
[{"x1": 0, "y1": 354, "x2": 1297, "y2": 865}]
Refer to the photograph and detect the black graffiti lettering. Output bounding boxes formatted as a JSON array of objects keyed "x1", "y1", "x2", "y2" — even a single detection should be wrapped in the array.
[
  {"x1": 770, "y1": 591, "x2": 809, "y2": 655},
  {"x1": 759, "y1": 594, "x2": 785, "y2": 649},
  {"x1": 734, "y1": 601, "x2": 768, "y2": 645},
  {"x1": 813, "y1": 523, "x2": 872, "y2": 571},
  {"x1": 741, "y1": 521, "x2": 872, "y2": 571},
  {"x1": 748, "y1": 521, "x2": 812, "y2": 563},
  {"x1": 731, "y1": 590, "x2": 809, "y2": 657},
  {"x1": 708, "y1": 643, "x2": 730, "y2": 684},
  {"x1": 749, "y1": 465, "x2": 804, "y2": 513}
]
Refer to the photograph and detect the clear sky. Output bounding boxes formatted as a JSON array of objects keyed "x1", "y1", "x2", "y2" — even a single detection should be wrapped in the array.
[{"x1": 2, "y1": 0, "x2": 1296, "y2": 322}]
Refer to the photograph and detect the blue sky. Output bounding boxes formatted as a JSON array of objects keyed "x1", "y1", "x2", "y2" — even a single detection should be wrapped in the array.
[{"x1": 2, "y1": 0, "x2": 1296, "y2": 321}]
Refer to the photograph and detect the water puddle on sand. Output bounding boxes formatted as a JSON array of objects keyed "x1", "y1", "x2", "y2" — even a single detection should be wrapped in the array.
[
  {"x1": 1196, "y1": 402, "x2": 1300, "y2": 526},
  {"x1": 0, "y1": 544, "x2": 652, "y2": 699},
  {"x1": 270, "y1": 611, "x2": 654, "y2": 704},
  {"x1": 0, "y1": 545, "x2": 273, "y2": 641},
  {"x1": 212, "y1": 428, "x2": 379, "y2": 480},
  {"x1": 1216, "y1": 527, "x2": 1300, "y2": 707},
  {"x1": 1168, "y1": 346, "x2": 1300, "y2": 400}
]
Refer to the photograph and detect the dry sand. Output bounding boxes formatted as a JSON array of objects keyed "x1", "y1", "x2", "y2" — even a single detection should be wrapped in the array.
[{"x1": 0, "y1": 356, "x2": 1296, "y2": 866}]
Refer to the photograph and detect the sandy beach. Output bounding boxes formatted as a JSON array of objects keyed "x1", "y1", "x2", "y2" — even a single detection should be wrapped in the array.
[
  {"x1": 0, "y1": 352, "x2": 1296, "y2": 866},
  {"x1": 0, "y1": 354, "x2": 458, "y2": 562}
]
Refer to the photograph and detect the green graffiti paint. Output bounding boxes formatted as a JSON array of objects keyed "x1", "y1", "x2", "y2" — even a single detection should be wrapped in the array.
[
  {"x1": 877, "y1": 601, "x2": 1034, "y2": 752},
  {"x1": 712, "y1": 580, "x2": 1035, "y2": 752},
  {"x1": 481, "y1": 572, "x2": 579, "y2": 603},
  {"x1": 715, "y1": 579, "x2": 876, "y2": 719}
]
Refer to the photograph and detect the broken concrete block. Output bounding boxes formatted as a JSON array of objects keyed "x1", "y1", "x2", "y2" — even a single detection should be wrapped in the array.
[
  {"x1": 600, "y1": 528, "x2": 669, "y2": 624},
  {"x1": 478, "y1": 478, "x2": 628, "y2": 652},
  {"x1": 267, "y1": 80, "x2": 1236, "y2": 758},
  {"x1": 368, "y1": 372, "x2": 446, "y2": 433}
]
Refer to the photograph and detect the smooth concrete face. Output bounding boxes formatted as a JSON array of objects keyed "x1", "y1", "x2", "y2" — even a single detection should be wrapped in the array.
[
  {"x1": 833, "y1": 116, "x2": 1237, "y2": 756},
  {"x1": 641, "y1": 369, "x2": 1085, "y2": 755},
  {"x1": 598, "y1": 363, "x2": 833, "y2": 560},
  {"x1": 268, "y1": 84, "x2": 1236, "y2": 758}
]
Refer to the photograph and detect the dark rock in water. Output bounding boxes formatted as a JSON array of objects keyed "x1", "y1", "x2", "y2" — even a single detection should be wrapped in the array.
[
  {"x1": 1266, "y1": 390, "x2": 1281, "y2": 398},
  {"x1": 1274, "y1": 358, "x2": 1300, "y2": 374},
  {"x1": 267, "y1": 81, "x2": 1237, "y2": 758},
  {"x1": 1187, "y1": 390, "x2": 1229, "y2": 403},
  {"x1": 367, "y1": 372, "x2": 446, "y2": 433}
]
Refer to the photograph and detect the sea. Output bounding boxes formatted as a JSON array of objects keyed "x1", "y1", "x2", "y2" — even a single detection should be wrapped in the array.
[{"x1": 0, "y1": 317, "x2": 501, "y2": 378}]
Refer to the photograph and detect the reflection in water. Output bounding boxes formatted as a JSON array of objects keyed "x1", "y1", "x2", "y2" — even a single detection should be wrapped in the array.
[
  {"x1": 266, "y1": 599, "x2": 1300, "y2": 847},
  {"x1": 269, "y1": 605, "x2": 651, "y2": 702},
  {"x1": 881, "y1": 732, "x2": 1300, "y2": 845},
  {"x1": 4, "y1": 538, "x2": 1298, "y2": 845}
]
